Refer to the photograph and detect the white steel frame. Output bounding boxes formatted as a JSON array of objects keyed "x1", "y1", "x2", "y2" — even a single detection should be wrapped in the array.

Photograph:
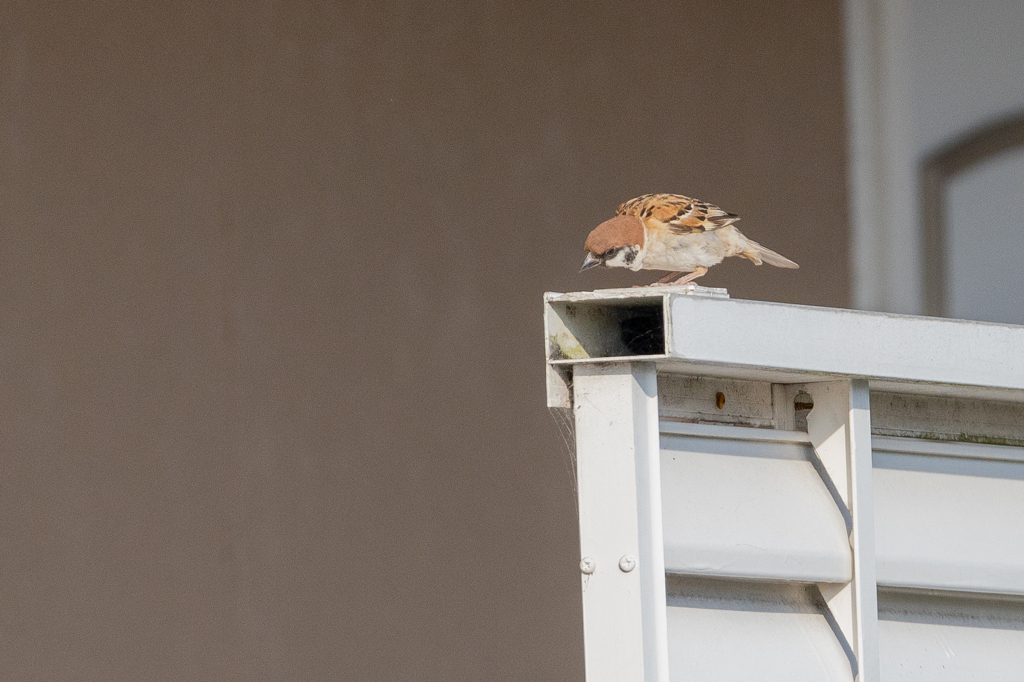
[
  {"x1": 573, "y1": 364, "x2": 669, "y2": 682},
  {"x1": 545, "y1": 288, "x2": 1024, "y2": 682}
]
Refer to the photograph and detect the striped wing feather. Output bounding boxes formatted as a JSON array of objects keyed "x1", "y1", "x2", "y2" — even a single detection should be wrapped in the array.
[{"x1": 617, "y1": 193, "x2": 739, "y2": 234}]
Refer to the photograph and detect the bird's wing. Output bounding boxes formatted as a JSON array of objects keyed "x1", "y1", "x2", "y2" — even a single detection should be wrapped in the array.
[{"x1": 617, "y1": 193, "x2": 739, "y2": 235}]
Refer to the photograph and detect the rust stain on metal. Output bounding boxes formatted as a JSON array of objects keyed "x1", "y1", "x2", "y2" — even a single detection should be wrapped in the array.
[{"x1": 794, "y1": 393, "x2": 815, "y2": 412}]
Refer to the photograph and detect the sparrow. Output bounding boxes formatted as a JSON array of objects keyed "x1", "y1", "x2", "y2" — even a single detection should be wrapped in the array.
[{"x1": 580, "y1": 193, "x2": 798, "y2": 285}]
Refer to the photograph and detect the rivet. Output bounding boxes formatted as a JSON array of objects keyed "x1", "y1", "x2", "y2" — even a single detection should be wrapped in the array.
[
  {"x1": 580, "y1": 557, "x2": 596, "y2": 574},
  {"x1": 619, "y1": 555, "x2": 637, "y2": 572}
]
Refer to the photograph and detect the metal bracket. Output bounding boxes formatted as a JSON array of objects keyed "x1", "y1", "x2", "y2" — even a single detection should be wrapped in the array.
[{"x1": 805, "y1": 379, "x2": 880, "y2": 682}]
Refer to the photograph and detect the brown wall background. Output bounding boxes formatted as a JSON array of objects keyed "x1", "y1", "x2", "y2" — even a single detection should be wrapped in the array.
[{"x1": 0, "y1": 1, "x2": 848, "y2": 679}]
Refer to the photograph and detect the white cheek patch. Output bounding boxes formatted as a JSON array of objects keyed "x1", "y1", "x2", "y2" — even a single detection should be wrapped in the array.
[
  {"x1": 631, "y1": 241, "x2": 648, "y2": 271},
  {"x1": 604, "y1": 250, "x2": 631, "y2": 268},
  {"x1": 604, "y1": 246, "x2": 642, "y2": 270}
]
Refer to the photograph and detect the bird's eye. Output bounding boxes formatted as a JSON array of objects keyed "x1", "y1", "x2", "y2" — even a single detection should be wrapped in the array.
[{"x1": 605, "y1": 248, "x2": 616, "y2": 258}]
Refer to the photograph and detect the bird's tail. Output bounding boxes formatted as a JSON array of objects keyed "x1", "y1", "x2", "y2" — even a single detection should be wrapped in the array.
[{"x1": 742, "y1": 239, "x2": 799, "y2": 269}]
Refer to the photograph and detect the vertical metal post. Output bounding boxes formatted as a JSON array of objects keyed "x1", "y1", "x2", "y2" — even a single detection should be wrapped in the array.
[
  {"x1": 573, "y1": 362, "x2": 669, "y2": 682},
  {"x1": 807, "y1": 379, "x2": 879, "y2": 681}
]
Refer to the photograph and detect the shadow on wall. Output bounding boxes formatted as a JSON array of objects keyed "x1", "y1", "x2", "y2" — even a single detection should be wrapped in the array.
[{"x1": 0, "y1": 1, "x2": 849, "y2": 680}]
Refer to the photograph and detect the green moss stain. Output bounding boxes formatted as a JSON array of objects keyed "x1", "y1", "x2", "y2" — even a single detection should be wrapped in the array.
[
  {"x1": 873, "y1": 428, "x2": 1024, "y2": 448},
  {"x1": 549, "y1": 332, "x2": 589, "y2": 360}
]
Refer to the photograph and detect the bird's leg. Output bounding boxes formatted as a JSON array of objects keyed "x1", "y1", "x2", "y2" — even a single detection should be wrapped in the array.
[
  {"x1": 651, "y1": 271, "x2": 685, "y2": 285},
  {"x1": 655, "y1": 266, "x2": 712, "y2": 284}
]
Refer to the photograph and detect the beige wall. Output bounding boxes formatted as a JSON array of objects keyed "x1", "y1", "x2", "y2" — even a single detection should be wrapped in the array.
[{"x1": 0, "y1": 1, "x2": 848, "y2": 679}]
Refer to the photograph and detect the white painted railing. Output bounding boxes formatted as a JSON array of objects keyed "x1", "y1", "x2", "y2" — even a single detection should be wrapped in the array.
[{"x1": 546, "y1": 287, "x2": 1024, "y2": 682}]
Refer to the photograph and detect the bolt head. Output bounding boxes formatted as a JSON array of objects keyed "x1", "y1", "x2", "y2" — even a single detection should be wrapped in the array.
[
  {"x1": 579, "y1": 557, "x2": 596, "y2": 574},
  {"x1": 619, "y1": 555, "x2": 637, "y2": 572}
]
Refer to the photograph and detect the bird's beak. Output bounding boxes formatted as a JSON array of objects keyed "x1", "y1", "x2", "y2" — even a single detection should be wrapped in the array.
[{"x1": 580, "y1": 252, "x2": 602, "y2": 272}]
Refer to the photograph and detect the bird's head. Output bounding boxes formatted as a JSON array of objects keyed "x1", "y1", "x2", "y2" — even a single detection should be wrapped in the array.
[{"x1": 581, "y1": 215, "x2": 645, "y2": 271}]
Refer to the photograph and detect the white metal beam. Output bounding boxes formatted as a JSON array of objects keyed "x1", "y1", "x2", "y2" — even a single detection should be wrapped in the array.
[
  {"x1": 573, "y1": 363, "x2": 669, "y2": 682},
  {"x1": 545, "y1": 291, "x2": 1024, "y2": 397},
  {"x1": 668, "y1": 296, "x2": 1024, "y2": 391}
]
